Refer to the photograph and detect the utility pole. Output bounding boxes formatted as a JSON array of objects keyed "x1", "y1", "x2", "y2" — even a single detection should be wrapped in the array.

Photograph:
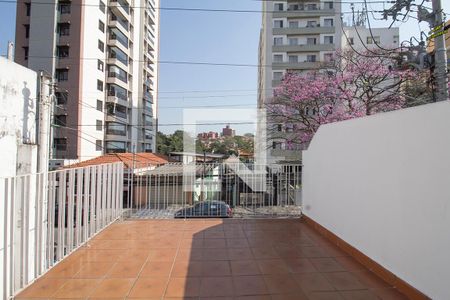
[
  {"x1": 37, "y1": 72, "x2": 54, "y2": 173},
  {"x1": 431, "y1": 0, "x2": 449, "y2": 101}
]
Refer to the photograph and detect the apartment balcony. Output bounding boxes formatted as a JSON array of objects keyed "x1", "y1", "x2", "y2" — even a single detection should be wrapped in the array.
[
  {"x1": 144, "y1": 78, "x2": 154, "y2": 90},
  {"x1": 107, "y1": 94, "x2": 129, "y2": 107},
  {"x1": 272, "y1": 43, "x2": 335, "y2": 52},
  {"x1": 108, "y1": 20, "x2": 130, "y2": 38},
  {"x1": 58, "y1": 12, "x2": 71, "y2": 24},
  {"x1": 272, "y1": 61, "x2": 320, "y2": 70},
  {"x1": 105, "y1": 133, "x2": 129, "y2": 141},
  {"x1": 109, "y1": 0, "x2": 130, "y2": 21},
  {"x1": 272, "y1": 8, "x2": 335, "y2": 18},
  {"x1": 107, "y1": 75, "x2": 129, "y2": 90},
  {"x1": 273, "y1": 26, "x2": 335, "y2": 35},
  {"x1": 106, "y1": 113, "x2": 128, "y2": 123},
  {"x1": 107, "y1": 57, "x2": 129, "y2": 72},
  {"x1": 107, "y1": 38, "x2": 129, "y2": 55},
  {"x1": 57, "y1": 35, "x2": 71, "y2": 46}
]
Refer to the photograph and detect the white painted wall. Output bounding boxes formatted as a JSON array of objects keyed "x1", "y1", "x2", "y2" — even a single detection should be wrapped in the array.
[
  {"x1": 302, "y1": 101, "x2": 450, "y2": 299},
  {"x1": 0, "y1": 57, "x2": 44, "y2": 299},
  {"x1": 0, "y1": 57, "x2": 39, "y2": 178}
]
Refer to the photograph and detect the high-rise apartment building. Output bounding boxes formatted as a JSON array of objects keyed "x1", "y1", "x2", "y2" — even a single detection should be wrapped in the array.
[
  {"x1": 15, "y1": 0, "x2": 159, "y2": 165},
  {"x1": 341, "y1": 25, "x2": 399, "y2": 51},
  {"x1": 257, "y1": 0, "x2": 341, "y2": 163}
]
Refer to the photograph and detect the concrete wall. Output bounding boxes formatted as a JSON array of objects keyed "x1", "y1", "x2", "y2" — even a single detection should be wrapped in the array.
[
  {"x1": 0, "y1": 57, "x2": 39, "y2": 178},
  {"x1": 302, "y1": 101, "x2": 450, "y2": 299}
]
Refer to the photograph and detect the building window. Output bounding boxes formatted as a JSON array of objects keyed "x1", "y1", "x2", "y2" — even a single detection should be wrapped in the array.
[
  {"x1": 24, "y1": 24, "x2": 30, "y2": 38},
  {"x1": 105, "y1": 141, "x2": 126, "y2": 153},
  {"x1": 274, "y1": 20, "x2": 283, "y2": 28},
  {"x1": 273, "y1": 72, "x2": 283, "y2": 81},
  {"x1": 58, "y1": 2, "x2": 71, "y2": 14},
  {"x1": 98, "y1": 40, "x2": 104, "y2": 52},
  {"x1": 98, "y1": 20, "x2": 105, "y2": 32},
  {"x1": 306, "y1": 55, "x2": 316, "y2": 62},
  {"x1": 324, "y1": 36, "x2": 334, "y2": 44},
  {"x1": 25, "y1": 2, "x2": 31, "y2": 16},
  {"x1": 348, "y1": 37, "x2": 354, "y2": 45},
  {"x1": 99, "y1": 0, "x2": 105, "y2": 13},
  {"x1": 306, "y1": 21, "x2": 318, "y2": 28},
  {"x1": 107, "y1": 103, "x2": 128, "y2": 119},
  {"x1": 97, "y1": 59, "x2": 104, "y2": 71},
  {"x1": 288, "y1": 4, "x2": 299, "y2": 11},
  {"x1": 307, "y1": 37, "x2": 317, "y2": 45},
  {"x1": 95, "y1": 140, "x2": 102, "y2": 151},
  {"x1": 306, "y1": 4, "x2": 318, "y2": 10},
  {"x1": 55, "y1": 92, "x2": 68, "y2": 105},
  {"x1": 54, "y1": 115, "x2": 67, "y2": 126},
  {"x1": 288, "y1": 38, "x2": 298, "y2": 46},
  {"x1": 367, "y1": 36, "x2": 380, "y2": 44},
  {"x1": 393, "y1": 35, "x2": 399, "y2": 44},
  {"x1": 55, "y1": 69, "x2": 68, "y2": 81},
  {"x1": 106, "y1": 122, "x2": 127, "y2": 136},
  {"x1": 273, "y1": 54, "x2": 283, "y2": 62},
  {"x1": 57, "y1": 23, "x2": 70, "y2": 36},
  {"x1": 274, "y1": 3, "x2": 283, "y2": 11},
  {"x1": 97, "y1": 100, "x2": 103, "y2": 111},
  {"x1": 97, "y1": 80, "x2": 103, "y2": 91},
  {"x1": 23, "y1": 47, "x2": 29, "y2": 60},
  {"x1": 56, "y1": 46, "x2": 69, "y2": 58},
  {"x1": 54, "y1": 138, "x2": 67, "y2": 151},
  {"x1": 324, "y1": 18, "x2": 334, "y2": 27},
  {"x1": 324, "y1": 53, "x2": 334, "y2": 62},
  {"x1": 96, "y1": 120, "x2": 103, "y2": 131},
  {"x1": 288, "y1": 55, "x2": 298, "y2": 63},
  {"x1": 288, "y1": 21, "x2": 299, "y2": 28},
  {"x1": 273, "y1": 37, "x2": 283, "y2": 45},
  {"x1": 324, "y1": 2, "x2": 333, "y2": 9}
]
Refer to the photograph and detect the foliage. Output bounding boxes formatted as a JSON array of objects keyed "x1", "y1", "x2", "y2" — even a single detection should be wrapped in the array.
[
  {"x1": 267, "y1": 50, "x2": 417, "y2": 146},
  {"x1": 157, "y1": 131, "x2": 254, "y2": 156},
  {"x1": 156, "y1": 130, "x2": 199, "y2": 155}
]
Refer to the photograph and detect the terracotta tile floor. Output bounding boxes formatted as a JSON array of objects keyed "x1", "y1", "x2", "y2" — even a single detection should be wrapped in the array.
[{"x1": 15, "y1": 219, "x2": 409, "y2": 300}]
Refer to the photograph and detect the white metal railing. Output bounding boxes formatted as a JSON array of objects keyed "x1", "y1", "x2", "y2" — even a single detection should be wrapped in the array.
[
  {"x1": 0, "y1": 162, "x2": 124, "y2": 299},
  {"x1": 124, "y1": 162, "x2": 302, "y2": 219}
]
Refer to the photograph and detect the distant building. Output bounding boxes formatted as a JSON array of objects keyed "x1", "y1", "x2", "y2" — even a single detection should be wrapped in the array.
[
  {"x1": 222, "y1": 125, "x2": 235, "y2": 137},
  {"x1": 257, "y1": 0, "x2": 342, "y2": 164},
  {"x1": 197, "y1": 131, "x2": 219, "y2": 140},
  {"x1": 14, "y1": 0, "x2": 160, "y2": 164},
  {"x1": 341, "y1": 25, "x2": 400, "y2": 51}
]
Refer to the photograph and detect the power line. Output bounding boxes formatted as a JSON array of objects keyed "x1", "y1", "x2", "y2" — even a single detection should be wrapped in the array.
[{"x1": 2, "y1": 54, "x2": 335, "y2": 69}]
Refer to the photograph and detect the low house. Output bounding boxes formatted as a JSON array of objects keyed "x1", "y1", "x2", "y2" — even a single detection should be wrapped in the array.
[{"x1": 65, "y1": 152, "x2": 170, "y2": 208}]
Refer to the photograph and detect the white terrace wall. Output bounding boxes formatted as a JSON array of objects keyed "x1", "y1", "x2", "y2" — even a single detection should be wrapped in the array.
[{"x1": 302, "y1": 101, "x2": 450, "y2": 299}]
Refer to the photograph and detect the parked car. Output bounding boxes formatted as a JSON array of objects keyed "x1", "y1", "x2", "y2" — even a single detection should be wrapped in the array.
[{"x1": 174, "y1": 200, "x2": 232, "y2": 218}]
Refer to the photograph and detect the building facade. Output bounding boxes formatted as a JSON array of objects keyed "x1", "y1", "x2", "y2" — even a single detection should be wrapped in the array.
[
  {"x1": 15, "y1": 0, "x2": 160, "y2": 165},
  {"x1": 257, "y1": 0, "x2": 341, "y2": 163},
  {"x1": 341, "y1": 25, "x2": 399, "y2": 51}
]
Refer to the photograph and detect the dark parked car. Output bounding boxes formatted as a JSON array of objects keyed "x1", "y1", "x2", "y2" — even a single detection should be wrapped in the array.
[{"x1": 175, "y1": 200, "x2": 232, "y2": 218}]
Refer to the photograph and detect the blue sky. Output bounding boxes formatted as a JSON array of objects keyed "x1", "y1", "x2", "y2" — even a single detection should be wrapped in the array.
[{"x1": 1, "y1": 0, "x2": 449, "y2": 135}]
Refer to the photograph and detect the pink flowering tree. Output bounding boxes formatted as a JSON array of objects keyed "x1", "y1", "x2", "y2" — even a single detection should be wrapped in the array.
[{"x1": 267, "y1": 50, "x2": 416, "y2": 147}]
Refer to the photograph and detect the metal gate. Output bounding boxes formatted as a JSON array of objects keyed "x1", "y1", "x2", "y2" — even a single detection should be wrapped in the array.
[{"x1": 124, "y1": 162, "x2": 302, "y2": 219}]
